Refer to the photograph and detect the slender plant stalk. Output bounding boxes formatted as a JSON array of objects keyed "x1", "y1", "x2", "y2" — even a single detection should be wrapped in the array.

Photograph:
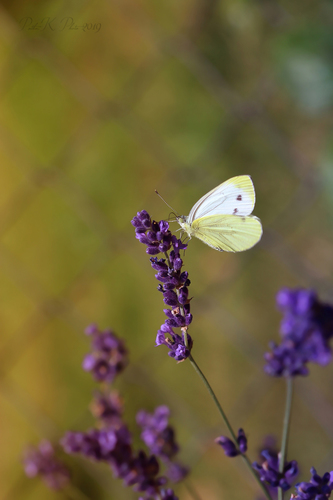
[
  {"x1": 278, "y1": 377, "x2": 294, "y2": 500},
  {"x1": 185, "y1": 479, "x2": 204, "y2": 500},
  {"x1": 65, "y1": 484, "x2": 92, "y2": 500},
  {"x1": 189, "y1": 354, "x2": 273, "y2": 500},
  {"x1": 163, "y1": 250, "x2": 272, "y2": 498}
]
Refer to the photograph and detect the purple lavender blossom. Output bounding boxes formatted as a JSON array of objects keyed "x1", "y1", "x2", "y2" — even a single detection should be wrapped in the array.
[
  {"x1": 215, "y1": 428, "x2": 248, "y2": 457},
  {"x1": 90, "y1": 391, "x2": 123, "y2": 427},
  {"x1": 136, "y1": 406, "x2": 189, "y2": 483},
  {"x1": 291, "y1": 468, "x2": 333, "y2": 499},
  {"x1": 132, "y1": 211, "x2": 193, "y2": 361},
  {"x1": 126, "y1": 451, "x2": 167, "y2": 496},
  {"x1": 61, "y1": 426, "x2": 170, "y2": 498},
  {"x1": 140, "y1": 489, "x2": 179, "y2": 500},
  {"x1": 252, "y1": 448, "x2": 298, "y2": 491},
  {"x1": 264, "y1": 288, "x2": 333, "y2": 377},
  {"x1": 61, "y1": 425, "x2": 132, "y2": 464},
  {"x1": 83, "y1": 325, "x2": 128, "y2": 382},
  {"x1": 23, "y1": 440, "x2": 70, "y2": 490}
]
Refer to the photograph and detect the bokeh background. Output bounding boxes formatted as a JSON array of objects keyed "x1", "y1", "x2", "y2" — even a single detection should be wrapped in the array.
[{"x1": 2, "y1": 1, "x2": 333, "y2": 499}]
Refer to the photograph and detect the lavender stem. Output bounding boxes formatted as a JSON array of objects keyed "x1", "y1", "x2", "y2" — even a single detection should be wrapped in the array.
[
  {"x1": 188, "y1": 354, "x2": 273, "y2": 500},
  {"x1": 278, "y1": 377, "x2": 294, "y2": 500}
]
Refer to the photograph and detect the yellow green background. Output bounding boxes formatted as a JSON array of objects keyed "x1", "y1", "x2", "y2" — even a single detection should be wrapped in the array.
[{"x1": 2, "y1": 1, "x2": 333, "y2": 499}]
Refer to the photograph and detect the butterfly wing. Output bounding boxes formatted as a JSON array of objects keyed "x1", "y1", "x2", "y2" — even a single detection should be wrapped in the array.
[
  {"x1": 188, "y1": 175, "x2": 256, "y2": 223},
  {"x1": 191, "y1": 214, "x2": 263, "y2": 252}
]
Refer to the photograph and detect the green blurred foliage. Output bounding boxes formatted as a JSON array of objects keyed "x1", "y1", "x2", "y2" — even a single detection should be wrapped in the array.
[{"x1": 1, "y1": 1, "x2": 333, "y2": 499}]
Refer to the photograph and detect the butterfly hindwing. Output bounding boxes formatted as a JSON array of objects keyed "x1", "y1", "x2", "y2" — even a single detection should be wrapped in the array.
[
  {"x1": 191, "y1": 214, "x2": 263, "y2": 252},
  {"x1": 188, "y1": 175, "x2": 255, "y2": 223}
]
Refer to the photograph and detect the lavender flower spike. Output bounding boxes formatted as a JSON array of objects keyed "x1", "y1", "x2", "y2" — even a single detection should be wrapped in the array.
[
  {"x1": 252, "y1": 448, "x2": 298, "y2": 491},
  {"x1": 82, "y1": 325, "x2": 128, "y2": 383},
  {"x1": 23, "y1": 440, "x2": 70, "y2": 490},
  {"x1": 215, "y1": 428, "x2": 248, "y2": 457},
  {"x1": 132, "y1": 211, "x2": 193, "y2": 361},
  {"x1": 264, "y1": 288, "x2": 333, "y2": 377},
  {"x1": 137, "y1": 405, "x2": 189, "y2": 483},
  {"x1": 291, "y1": 468, "x2": 333, "y2": 499}
]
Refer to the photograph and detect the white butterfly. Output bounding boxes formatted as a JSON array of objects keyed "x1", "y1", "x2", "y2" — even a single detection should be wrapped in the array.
[{"x1": 177, "y1": 175, "x2": 262, "y2": 252}]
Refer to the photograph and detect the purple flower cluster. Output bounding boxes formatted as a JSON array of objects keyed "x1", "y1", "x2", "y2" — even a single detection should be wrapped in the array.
[
  {"x1": 141, "y1": 489, "x2": 178, "y2": 500},
  {"x1": 90, "y1": 390, "x2": 123, "y2": 427},
  {"x1": 59, "y1": 325, "x2": 182, "y2": 500},
  {"x1": 23, "y1": 440, "x2": 70, "y2": 490},
  {"x1": 61, "y1": 425, "x2": 176, "y2": 498},
  {"x1": 82, "y1": 324, "x2": 128, "y2": 382},
  {"x1": 136, "y1": 406, "x2": 189, "y2": 483},
  {"x1": 252, "y1": 448, "x2": 298, "y2": 491},
  {"x1": 132, "y1": 210, "x2": 193, "y2": 361},
  {"x1": 291, "y1": 468, "x2": 333, "y2": 499},
  {"x1": 264, "y1": 289, "x2": 333, "y2": 377},
  {"x1": 215, "y1": 428, "x2": 247, "y2": 457}
]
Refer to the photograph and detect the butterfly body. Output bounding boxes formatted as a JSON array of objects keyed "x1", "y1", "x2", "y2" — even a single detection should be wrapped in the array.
[{"x1": 177, "y1": 175, "x2": 262, "y2": 252}]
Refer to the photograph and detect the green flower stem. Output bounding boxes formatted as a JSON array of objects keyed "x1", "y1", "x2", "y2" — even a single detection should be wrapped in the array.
[
  {"x1": 185, "y1": 479, "x2": 204, "y2": 500},
  {"x1": 278, "y1": 377, "x2": 294, "y2": 500},
  {"x1": 188, "y1": 354, "x2": 273, "y2": 500},
  {"x1": 65, "y1": 484, "x2": 92, "y2": 500}
]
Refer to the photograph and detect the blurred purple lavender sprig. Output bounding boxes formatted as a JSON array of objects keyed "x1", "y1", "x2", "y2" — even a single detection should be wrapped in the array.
[
  {"x1": 61, "y1": 324, "x2": 184, "y2": 499},
  {"x1": 61, "y1": 427, "x2": 169, "y2": 498},
  {"x1": 23, "y1": 440, "x2": 70, "y2": 491},
  {"x1": 132, "y1": 210, "x2": 193, "y2": 361},
  {"x1": 264, "y1": 288, "x2": 333, "y2": 377},
  {"x1": 137, "y1": 406, "x2": 189, "y2": 483},
  {"x1": 24, "y1": 325, "x2": 184, "y2": 500},
  {"x1": 215, "y1": 428, "x2": 248, "y2": 457},
  {"x1": 252, "y1": 448, "x2": 298, "y2": 492},
  {"x1": 82, "y1": 324, "x2": 128, "y2": 382},
  {"x1": 291, "y1": 468, "x2": 333, "y2": 499}
]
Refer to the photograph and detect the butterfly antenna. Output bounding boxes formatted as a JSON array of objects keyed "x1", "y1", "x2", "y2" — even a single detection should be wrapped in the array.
[{"x1": 155, "y1": 190, "x2": 179, "y2": 217}]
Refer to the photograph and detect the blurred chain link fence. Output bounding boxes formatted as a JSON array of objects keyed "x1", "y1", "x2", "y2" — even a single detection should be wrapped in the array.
[{"x1": 1, "y1": 1, "x2": 333, "y2": 499}]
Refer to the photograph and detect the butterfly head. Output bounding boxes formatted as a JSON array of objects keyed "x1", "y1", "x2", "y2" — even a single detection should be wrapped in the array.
[{"x1": 177, "y1": 215, "x2": 193, "y2": 238}]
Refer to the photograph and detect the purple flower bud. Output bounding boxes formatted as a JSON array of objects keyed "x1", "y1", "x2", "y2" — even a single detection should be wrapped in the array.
[
  {"x1": 178, "y1": 287, "x2": 188, "y2": 305},
  {"x1": 98, "y1": 429, "x2": 117, "y2": 453},
  {"x1": 90, "y1": 391, "x2": 123, "y2": 426},
  {"x1": 159, "y1": 240, "x2": 172, "y2": 253},
  {"x1": 167, "y1": 462, "x2": 189, "y2": 483},
  {"x1": 215, "y1": 436, "x2": 239, "y2": 457},
  {"x1": 83, "y1": 326, "x2": 128, "y2": 382},
  {"x1": 252, "y1": 448, "x2": 298, "y2": 491},
  {"x1": 85, "y1": 323, "x2": 98, "y2": 335},
  {"x1": 146, "y1": 246, "x2": 161, "y2": 255},
  {"x1": 185, "y1": 314, "x2": 193, "y2": 325},
  {"x1": 137, "y1": 210, "x2": 150, "y2": 222},
  {"x1": 173, "y1": 258, "x2": 182, "y2": 271},
  {"x1": 23, "y1": 440, "x2": 70, "y2": 490},
  {"x1": 146, "y1": 230, "x2": 157, "y2": 243},
  {"x1": 291, "y1": 467, "x2": 333, "y2": 499},
  {"x1": 159, "y1": 220, "x2": 169, "y2": 233},
  {"x1": 136, "y1": 232, "x2": 150, "y2": 245},
  {"x1": 163, "y1": 291, "x2": 179, "y2": 307},
  {"x1": 82, "y1": 354, "x2": 96, "y2": 371},
  {"x1": 265, "y1": 288, "x2": 333, "y2": 378},
  {"x1": 150, "y1": 258, "x2": 168, "y2": 272},
  {"x1": 237, "y1": 428, "x2": 247, "y2": 453},
  {"x1": 131, "y1": 216, "x2": 142, "y2": 228},
  {"x1": 156, "y1": 271, "x2": 171, "y2": 283}
]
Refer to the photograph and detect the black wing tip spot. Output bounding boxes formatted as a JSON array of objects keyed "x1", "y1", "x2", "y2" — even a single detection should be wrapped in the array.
[
  {"x1": 233, "y1": 208, "x2": 238, "y2": 214},
  {"x1": 237, "y1": 194, "x2": 242, "y2": 201}
]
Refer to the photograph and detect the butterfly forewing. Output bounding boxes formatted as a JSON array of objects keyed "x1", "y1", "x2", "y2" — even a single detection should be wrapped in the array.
[
  {"x1": 191, "y1": 214, "x2": 262, "y2": 252},
  {"x1": 188, "y1": 175, "x2": 255, "y2": 223}
]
